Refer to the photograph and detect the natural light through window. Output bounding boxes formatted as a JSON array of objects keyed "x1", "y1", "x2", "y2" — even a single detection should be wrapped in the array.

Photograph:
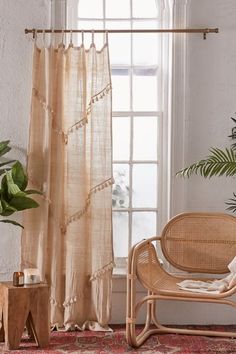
[{"x1": 76, "y1": 0, "x2": 168, "y2": 271}]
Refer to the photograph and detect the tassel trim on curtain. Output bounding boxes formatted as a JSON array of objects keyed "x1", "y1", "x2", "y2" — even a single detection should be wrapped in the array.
[
  {"x1": 32, "y1": 82, "x2": 112, "y2": 145},
  {"x1": 28, "y1": 176, "x2": 115, "y2": 239},
  {"x1": 49, "y1": 260, "x2": 115, "y2": 310},
  {"x1": 64, "y1": 177, "x2": 114, "y2": 231}
]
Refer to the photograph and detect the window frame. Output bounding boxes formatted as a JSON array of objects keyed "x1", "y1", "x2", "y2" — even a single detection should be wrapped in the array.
[{"x1": 65, "y1": 0, "x2": 180, "y2": 273}]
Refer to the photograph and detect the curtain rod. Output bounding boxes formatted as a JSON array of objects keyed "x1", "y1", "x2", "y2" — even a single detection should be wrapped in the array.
[{"x1": 25, "y1": 28, "x2": 219, "y2": 40}]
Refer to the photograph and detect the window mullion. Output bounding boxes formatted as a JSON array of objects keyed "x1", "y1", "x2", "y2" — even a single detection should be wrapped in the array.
[
  {"x1": 103, "y1": 0, "x2": 106, "y2": 29},
  {"x1": 114, "y1": 160, "x2": 158, "y2": 164},
  {"x1": 113, "y1": 208, "x2": 158, "y2": 212}
]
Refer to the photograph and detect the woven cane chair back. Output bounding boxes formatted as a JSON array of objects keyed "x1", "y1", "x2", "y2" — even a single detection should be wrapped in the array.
[{"x1": 160, "y1": 212, "x2": 236, "y2": 274}]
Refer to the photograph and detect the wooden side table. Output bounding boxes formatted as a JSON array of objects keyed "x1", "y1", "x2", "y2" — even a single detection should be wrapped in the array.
[{"x1": 0, "y1": 282, "x2": 50, "y2": 350}]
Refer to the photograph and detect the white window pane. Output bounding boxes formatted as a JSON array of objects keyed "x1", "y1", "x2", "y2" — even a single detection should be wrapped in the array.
[
  {"x1": 133, "y1": 20, "x2": 159, "y2": 29},
  {"x1": 106, "y1": 21, "x2": 131, "y2": 64},
  {"x1": 133, "y1": 164, "x2": 157, "y2": 207},
  {"x1": 132, "y1": 0, "x2": 158, "y2": 18},
  {"x1": 112, "y1": 74, "x2": 130, "y2": 111},
  {"x1": 113, "y1": 212, "x2": 129, "y2": 257},
  {"x1": 106, "y1": 20, "x2": 131, "y2": 30},
  {"x1": 113, "y1": 117, "x2": 130, "y2": 160},
  {"x1": 78, "y1": 0, "x2": 103, "y2": 18},
  {"x1": 106, "y1": 0, "x2": 130, "y2": 18},
  {"x1": 113, "y1": 164, "x2": 129, "y2": 208},
  {"x1": 77, "y1": 20, "x2": 103, "y2": 30},
  {"x1": 133, "y1": 75, "x2": 157, "y2": 111},
  {"x1": 132, "y1": 21, "x2": 160, "y2": 65},
  {"x1": 132, "y1": 212, "x2": 156, "y2": 245},
  {"x1": 133, "y1": 34, "x2": 158, "y2": 65},
  {"x1": 109, "y1": 36, "x2": 131, "y2": 64},
  {"x1": 133, "y1": 117, "x2": 157, "y2": 160}
]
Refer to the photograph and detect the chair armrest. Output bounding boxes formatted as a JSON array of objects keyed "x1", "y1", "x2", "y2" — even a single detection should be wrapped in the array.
[
  {"x1": 127, "y1": 236, "x2": 162, "y2": 276},
  {"x1": 132, "y1": 236, "x2": 161, "y2": 251}
]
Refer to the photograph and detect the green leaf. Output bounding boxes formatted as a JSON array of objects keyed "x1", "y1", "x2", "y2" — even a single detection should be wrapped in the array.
[
  {"x1": 0, "y1": 168, "x2": 10, "y2": 176},
  {"x1": 25, "y1": 189, "x2": 42, "y2": 195},
  {"x1": 0, "y1": 140, "x2": 10, "y2": 149},
  {"x1": 0, "y1": 140, "x2": 11, "y2": 158},
  {"x1": 0, "y1": 219, "x2": 24, "y2": 228},
  {"x1": 0, "y1": 198, "x2": 17, "y2": 216},
  {"x1": 11, "y1": 161, "x2": 28, "y2": 190},
  {"x1": 6, "y1": 170, "x2": 21, "y2": 196},
  {"x1": 9, "y1": 196, "x2": 39, "y2": 211},
  {"x1": 1, "y1": 176, "x2": 9, "y2": 201},
  {"x1": 14, "y1": 191, "x2": 27, "y2": 197}
]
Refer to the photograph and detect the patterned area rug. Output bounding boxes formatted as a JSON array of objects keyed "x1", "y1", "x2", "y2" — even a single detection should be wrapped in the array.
[{"x1": 1, "y1": 325, "x2": 236, "y2": 353}]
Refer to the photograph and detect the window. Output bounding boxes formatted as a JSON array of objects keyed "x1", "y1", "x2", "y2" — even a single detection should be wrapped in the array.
[{"x1": 70, "y1": 0, "x2": 172, "y2": 271}]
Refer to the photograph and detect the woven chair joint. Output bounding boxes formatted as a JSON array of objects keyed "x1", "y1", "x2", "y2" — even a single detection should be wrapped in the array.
[
  {"x1": 127, "y1": 274, "x2": 137, "y2": 280},
  {"x1": 126, "y1": 317, "x2": 136, "y2": 324},
  {"x1": 147, "y1": 299, "x2": 154, "y2": 304}
]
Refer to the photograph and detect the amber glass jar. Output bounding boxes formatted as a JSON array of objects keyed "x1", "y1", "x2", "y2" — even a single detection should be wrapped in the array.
[{"x1": 13, "y1": 271, "x2": 24, "y2": 287}]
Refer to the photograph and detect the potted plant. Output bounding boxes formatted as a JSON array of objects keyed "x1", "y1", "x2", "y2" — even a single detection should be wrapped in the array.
[{"x1": 0, "y1": 140, "x2": 40, "y2": 228}]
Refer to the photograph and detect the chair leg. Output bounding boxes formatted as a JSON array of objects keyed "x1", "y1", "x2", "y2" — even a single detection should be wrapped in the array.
[
  {"x1": 126, "y1": 271, "x2": 137, "y2": 347},
  {"x1": 127, "y1": 290, "x2": 163, "y2": 348},
  {"x1": 136, "y1": 296, "x2": 236, "y2": 345},
  {"x1": 0, "y1": 292, "x2": 3, "y2": 342},
  {"x1": 0, "y1": 314, "x2": 4, "y2": 343}
]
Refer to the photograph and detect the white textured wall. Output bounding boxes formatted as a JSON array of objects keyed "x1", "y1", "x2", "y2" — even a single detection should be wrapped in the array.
[
  {"x1": 179, "y1": 0, "x2": 236, "y2": 214},
  {"x1": 0, "y1": 0, "x2": 51, "y2": 280}
]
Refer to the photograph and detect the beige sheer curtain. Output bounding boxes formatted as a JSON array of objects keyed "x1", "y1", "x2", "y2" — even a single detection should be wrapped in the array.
[{"x1": 21, "y1": 36, "x2": 114, "y2": 330}]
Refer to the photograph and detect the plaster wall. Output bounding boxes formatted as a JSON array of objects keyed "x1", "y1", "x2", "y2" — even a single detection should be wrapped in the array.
[
  {"x1": 0, "y1": 0, "x2": 51, "y2": 280},
  {"x1": 1, "y1": 0, "x2": 236, "y2": 325},
  {"x1": 176, "y1": 0, "x2": 236, "y2": 215}
]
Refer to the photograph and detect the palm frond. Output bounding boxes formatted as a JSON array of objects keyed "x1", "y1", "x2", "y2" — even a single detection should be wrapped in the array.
[
  {"x1": 226, "y1": 193, "x2": 236, "y2": 213},
  {"x1": 231, "y1": 142, "x2": 236, "y2": 150},
  {"x1": 176, "y1": 147, "x2": 236, "y2": 178}
]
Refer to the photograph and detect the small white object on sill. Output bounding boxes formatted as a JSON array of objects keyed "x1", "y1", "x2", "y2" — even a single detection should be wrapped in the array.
[{"x1": 24, "y1": 268, "x2": 41, "y2": 285}]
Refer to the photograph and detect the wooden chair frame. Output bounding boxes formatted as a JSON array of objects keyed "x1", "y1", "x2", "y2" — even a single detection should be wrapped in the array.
[{"x1": 126, "y1": 212, "x2": 236, "y2": 347}]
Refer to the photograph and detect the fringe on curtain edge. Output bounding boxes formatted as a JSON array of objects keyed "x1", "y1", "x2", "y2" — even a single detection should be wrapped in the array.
[
  {"x1": 65, "y1": 177, "x2": 114, "y2": 229},
  {"x1": 51, "y1": 320, "x2": 113, "y2": 332},
  {"x1": 32, "y1": 82, "x2": 112, "y2": 144},
  {"x1": 49, "y1": 260, "x2": 115, "y2": 309},
  {"x1": 90, "y1": 260, "x2": 115, "y2": 281}
]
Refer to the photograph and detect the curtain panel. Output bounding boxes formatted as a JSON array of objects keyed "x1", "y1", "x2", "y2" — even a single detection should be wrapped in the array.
[{"x1": 21, "y1": 39, "x2": 114, "y2": 330}]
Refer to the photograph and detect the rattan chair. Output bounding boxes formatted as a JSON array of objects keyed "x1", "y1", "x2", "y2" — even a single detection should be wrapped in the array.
[{"x1": 126, "y1": 212, "x2": 236, "y2": 347}]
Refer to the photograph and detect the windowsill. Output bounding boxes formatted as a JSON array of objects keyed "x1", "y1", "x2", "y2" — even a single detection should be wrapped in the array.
[{"x1": 113, "y1": 267, "x2": 127, "y2": 278}]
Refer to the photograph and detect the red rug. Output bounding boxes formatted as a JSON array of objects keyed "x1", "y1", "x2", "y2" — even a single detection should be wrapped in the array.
[{"x1": 1, "y1": 325, "x2": 236, "y2": 353}]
